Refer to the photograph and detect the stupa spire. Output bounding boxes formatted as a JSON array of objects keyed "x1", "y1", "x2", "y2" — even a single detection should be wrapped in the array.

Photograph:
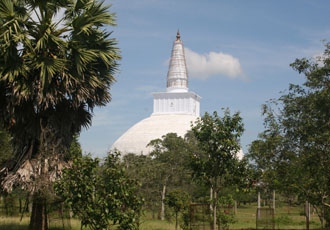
[
  {"x1": 166, "y1": 31, "x2": 188, "y2": 92},
  {"x1": 176, "y1": 30, "x2": 181, "y2": 40}
]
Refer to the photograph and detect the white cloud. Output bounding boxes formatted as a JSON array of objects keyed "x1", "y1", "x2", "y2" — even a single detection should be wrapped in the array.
[{"x1": 185, "y1": 48, "x2": 244, "y2": 79}]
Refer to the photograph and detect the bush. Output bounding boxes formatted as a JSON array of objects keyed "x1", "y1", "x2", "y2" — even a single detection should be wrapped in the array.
[{"x1": 55, "y1": 151, "x2": 143, "y2": 230}]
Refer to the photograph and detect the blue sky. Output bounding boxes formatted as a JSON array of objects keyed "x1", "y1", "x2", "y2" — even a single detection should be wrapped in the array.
[{"x1": 79, "y1": 0, "x2": 330, "y2": 157}]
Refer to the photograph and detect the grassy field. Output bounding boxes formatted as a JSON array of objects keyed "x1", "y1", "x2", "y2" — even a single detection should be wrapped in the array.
[
  {"x1": 0, "y1": 203, "x2": 323, "y2": 229},
  {"x1": 230, "y1": 204, "x2": 322, "y2": 229},
  {"x1": 0, "y1": 216, "x2": 82, "y2": 230}
]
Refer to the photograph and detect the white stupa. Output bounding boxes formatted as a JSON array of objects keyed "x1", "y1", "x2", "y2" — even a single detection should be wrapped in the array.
[{"x1": 111, "y1": 31, "x2": 201, "y2": 155}]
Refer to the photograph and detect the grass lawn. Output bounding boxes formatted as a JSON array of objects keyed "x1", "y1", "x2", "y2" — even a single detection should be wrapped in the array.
[
  {"x1": 0, "y1": 203, "x2": 323, "y2": 229},
  {"x1": 231, "y1": 204, "x2": 322, "y2": 229},
  {"x1": 0, "y1": 216, "x2": 82, "y2": 230}
]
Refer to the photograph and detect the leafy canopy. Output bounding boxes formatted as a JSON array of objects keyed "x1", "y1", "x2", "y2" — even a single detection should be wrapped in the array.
[
  {"x1": 190, "y1": 109, "x2": 245, "y2": 188},
  {"x1": 0, "y1": 0, "x2": 120, "y2": 192},
  {"x1": 55, "y1": 152, "x2": 143, "y2": 230},
  {"x1": 247, "y1": 41, "x2": 330, "y2": 227}
]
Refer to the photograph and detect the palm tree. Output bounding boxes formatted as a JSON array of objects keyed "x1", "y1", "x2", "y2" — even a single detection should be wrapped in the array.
[{"x1": 0, "y1": 0, "x2": 120, "y2": 229}]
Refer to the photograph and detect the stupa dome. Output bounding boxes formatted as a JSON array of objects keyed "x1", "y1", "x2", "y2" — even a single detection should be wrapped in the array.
[{"x1": 111, "y1": 114, "x2": 198, "y2": 154}]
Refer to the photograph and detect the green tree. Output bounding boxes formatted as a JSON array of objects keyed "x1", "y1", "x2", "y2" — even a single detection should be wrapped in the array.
[
  {"x1": 165, "y1": 189, "x2": 191, "y2": 230},
  {"x1": 247, "y1": 104, "x2": 297, "y2": 205},
  {"x1": 248, "y1": 42, "x2": 330, "y2": 228},
  {"x1": 216, "y1": 194, "x2": 237, "y2": 230},
  {"x1": 148, "y1": 133, "x2": 192, "y2": 221},
  {"x1": 122, "y1": 153, "x2": 161, "y2": 218},
  {"x1": 0, "y1": 1, "x2": 120, "y2": 229},
  {"x1": 282, "y1": 44, "x2": 330, "y2": 227},
  {"x1": 55, "y1": 151, "x2": 143, "y2": 230},
  {"x1": 190, "y1": 109, "x2": 244, "y2": 230},
  {"x1": 68, "y1": 134, "x2": 82, "y2": 160}
]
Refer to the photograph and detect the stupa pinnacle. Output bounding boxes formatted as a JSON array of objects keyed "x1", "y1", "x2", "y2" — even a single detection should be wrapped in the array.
[
  {"x1": 166, "y1": 31, "x2": 188, "y2": 92},
  {"x1": 152, "y1": 32, "x2": 200, "y2": 116}
]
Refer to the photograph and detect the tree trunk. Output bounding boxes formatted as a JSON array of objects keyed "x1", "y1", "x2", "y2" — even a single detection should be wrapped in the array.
[
  {"x1": 234, "y1": 200, "x2": 237, "y2": 214},
  {"x1": 305, "y1": 201, "x2": 310, "y2": 230},
  {"x1": 213, "y1": 189, "x2": 217, "y2": 230},
  {"x1": 273, "y1": 190, "x2": 276, "y2": 211},
  {"x1": 257, "y1": 191, "x2": 261, "y2": 219},
  {"x1": 175, "y1": 212, "x2": 178, "y2": 230},
  {"x1": 160, "y1": 184, "x2": 166, "y2": 221},
  {"x1": 29, "y1": 195, "x2": 48, "y2": 230}
]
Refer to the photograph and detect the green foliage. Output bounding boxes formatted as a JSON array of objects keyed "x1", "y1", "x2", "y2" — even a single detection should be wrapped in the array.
[
  {"x1": 217, "y1": 195, "x2": 237, "y2": 230},
  {"x1": 165, "y1": 190, "x2": 191, "y2": 213},
  {"x1": 122, "y1": 153, "x2": 160, "y2": 216},
  {"x1": 148, "y1": 133, "x2": 194, "y2": 220},
  {"x1": 190, "y1": 109, "x2": 245, "y2": 188},
  {"x1": 165, "y1": 190, "x2": 191, "y2": 230},
  {"x1": 190, "y1": 109, "x2": 245, "y2": 229},
  {"x1": 55, "y1": 151, "x2": 143, "y2": 230},
  {"x1": 217, "y1": 211, "x2": 236, "y2": 230},
  {"x1": 248, "y1": 41, "x2": 330, "y2": 228},
  {"x1": 148, "y1": 133, "x2": 192, "y2": 175},
  {"x1": 68, "y1": 135, "x2": 82, "y2": 160}
]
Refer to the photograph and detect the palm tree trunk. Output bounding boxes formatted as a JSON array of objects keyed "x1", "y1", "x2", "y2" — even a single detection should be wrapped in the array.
[{"x1": 29, "y1": 194, "x2": 48, "y2": 230}]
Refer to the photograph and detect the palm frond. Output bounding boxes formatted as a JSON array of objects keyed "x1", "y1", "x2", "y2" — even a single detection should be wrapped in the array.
[
  {"x1": 71, "y1": 0, "x2": 115, "y2": 36},
  {"x1": 72, "y1": 47, "x2": 98, "y2": 74},
  {"x1": 0, "y1": 0, "x2": 13, "y2": 18}
]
